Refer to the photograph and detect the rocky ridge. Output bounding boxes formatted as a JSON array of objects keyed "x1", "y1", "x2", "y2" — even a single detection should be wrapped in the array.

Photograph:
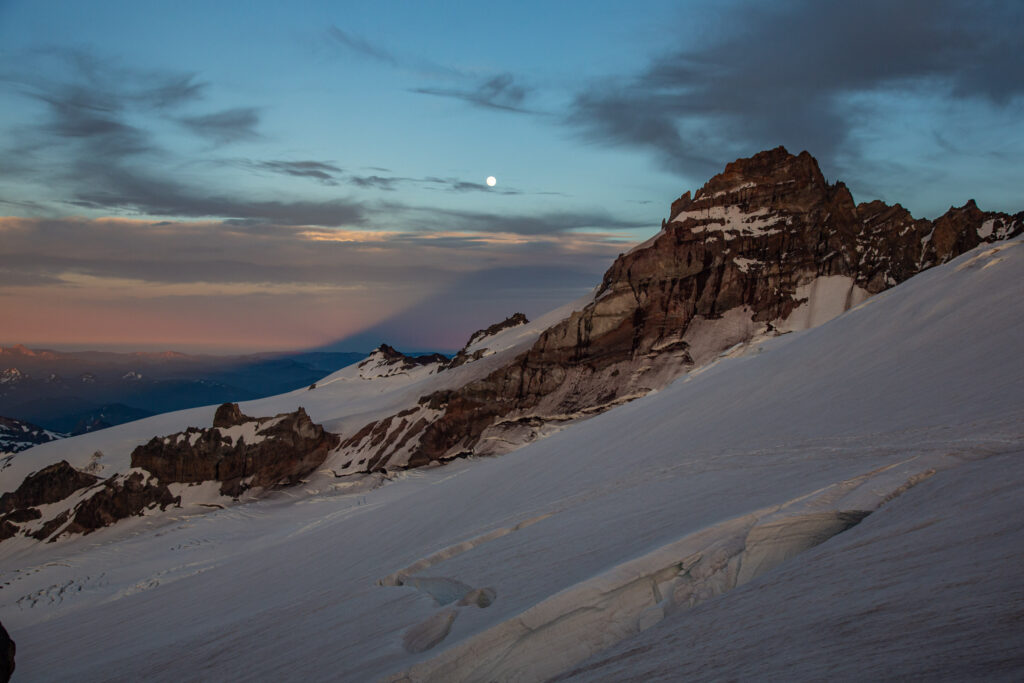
[
  {"x1": 0, "y1": 416, "x2": 64, "y2": 458},
  {"x1": 0, "y1": 403, "x2": 339, "y2": 542},
  {"x1": 131, "y1": 402, "x2": 340, "y2": 497},
  {"x1": 331, "y1": 147, "x2": 1023, "y2": 472},
  {"x1": 445, "y1": 313, "x2": 529, "y2": 369},
  {"x1": 354, "y1": 345, "x2": 449, "y2": 380}
]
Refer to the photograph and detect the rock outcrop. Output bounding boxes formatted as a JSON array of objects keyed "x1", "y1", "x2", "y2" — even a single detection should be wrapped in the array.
[
  {"x1": 61, "y1": 471, "x2": 180, "y2": 536},
  {"x1": 0, "y1": 460, "x2": 98, "y2": 514},
  {"x1": 131, "y1": 403, "x2": 341, "y2": 497},
  {"x1": 446, "y1": 313, "x2": 529, "y2": 369},
  {"x1": 335, "y1": 147, "x2": 1023, "y2": 472},
  {"x1": 1, "y1": 404, "x2": 340, "y2": 542},
  {"x1": 0, "y1": 620, "x2": 13, "y2": 683},
  {"x1": 0, "y1": 416, "x2": 64, "y2": 456},
  {"x1": 356, "y1": 345, "x2": 449, "y2": 379}
]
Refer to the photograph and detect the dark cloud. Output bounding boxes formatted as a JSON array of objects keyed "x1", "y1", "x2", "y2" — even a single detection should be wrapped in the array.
[
  {"x1": 407, "y1": 206, "x2": 649, "y2": 235},
  {"x1": 31, "y1": 85, "x2": 153, "y2": 157},
  {"x1": 253, "y1": 160, "x2": 343, "y2": 184},
  {"x1": 420, "y1": 176, "x2": 520, "y2": 195},
  {"x1": 1, "y1": 49, "x2": 205, "y2": 162},
  {"x1": 567, "y1": 0, "x2": 1024, "y2": 176},
  {"x1": 346, "y1": 174, "x2": 525, "y2": 195},
  {"x1": 180, "y1": 107, "x2": 261, "y2": 144},
  {"x1": 0, "y1": 266, "x2": 67, "y2": 287},
  {"x1": 68, "y1": 163, "x2": 365, "y2": 226},
  {"x1": 25, "y1": 47, "x2": 207, "y2": 109},
  {"x1": 349, "y1": 175, "x2": 402, "y2": 191},
  {"x1": 412, "y1": 73, "x2": 532, "y2": 113}
]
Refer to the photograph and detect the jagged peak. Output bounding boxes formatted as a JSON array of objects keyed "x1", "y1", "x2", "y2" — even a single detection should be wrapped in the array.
[
  {"x1": 667, "y1": 147, "x2": 834, "y2": 228},
  {"x1": 358, "y1": 344, "x2": 447, "y2": 379},
  {"x1": 213, "y1": 402, "x2": 252, "y2": 428},
  {"x1": 464, "y1": 313, "x2": 529, "y2": 350}
]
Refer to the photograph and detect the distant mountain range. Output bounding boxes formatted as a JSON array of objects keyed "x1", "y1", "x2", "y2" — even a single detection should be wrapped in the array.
[{"x1": 0, "y1": 346, "x2": 366, "y2": 435}]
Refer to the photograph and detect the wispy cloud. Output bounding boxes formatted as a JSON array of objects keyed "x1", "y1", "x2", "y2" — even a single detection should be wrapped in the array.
[
  {"x1": 1, "y1": 48, "x2": 205, "y2": 162},
  {"x1": 67, "y1": 163, "x2": 367, "y2": 226},
  {"x1": 412, "y1": 73, "x2": 533, "y2": 113},
  {"x1": 396, "y1": 205, "x2": 650, "y2": 236},
  {"x1": 327, "y1": 25, "x2": 534, "y2": 113},
  {"x1": 179, "y1": 107, "x2": 261, "y2": 144},
  {"x1": 349, "y1": 174, "x2": 403, "y2": 191},
  {"x1": 327, "y1": 26, "x2": 400, "y2": 67},
  {"x1": 251, "y1": 160, "x2": 344, "y2": 184}
]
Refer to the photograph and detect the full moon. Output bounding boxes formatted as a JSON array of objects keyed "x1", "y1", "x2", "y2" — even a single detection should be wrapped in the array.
[{"x1": 486, "y1": 176, "x2": 497, "y2": 187}]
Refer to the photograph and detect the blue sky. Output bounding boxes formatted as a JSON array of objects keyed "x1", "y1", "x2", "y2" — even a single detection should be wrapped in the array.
[{"x1": 1, "y1": 0, "x2": 1021, "y2": 352}]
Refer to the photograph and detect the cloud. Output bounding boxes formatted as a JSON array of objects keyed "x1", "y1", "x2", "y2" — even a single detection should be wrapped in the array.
[
  {"x1": 65, "y1": 162, "x2": 366, "y2": 226},
  {"x1": 400, "y1": 206, "x2": 650, "y2": 236},
  {"x1": 327, "y1": 26, "x2": 532, "y2": 113},
  {"x1": 326, "y1": 25, "x2": 460, "y2": 79},
  {"x1": 0, "y1": 47, "x2": 206, "y2": 163},
  {"x1": 420, "y1": 176, "x2": 521, "y2": 195},
  {"x1": 252, "y1": 160, "x2": 343, "y2": 184},
  {"x1": 347, "y1": 174, "x2": 524, "y2": 195},
  {"x1": 567, "y1": 0, "x2": 1024, "y2": 177},
  {"x1": 0, "y1": 215, "x2": 630, "y2": 292},
  {"x1": 349, "y1": 175, "x2": 403, "y2": 191},
  {"x1": 180, "y1": 107, "x2": 261, "y2": 144},
  {"x1": 412, "y1": 73, "x2": 532, "y2": 113},
  {"x1": 0, "y1": 215, "x2": 632, "y2": 352},
  {"x1": 328, "y1": 26, "x2": 399, "y2": 67}
]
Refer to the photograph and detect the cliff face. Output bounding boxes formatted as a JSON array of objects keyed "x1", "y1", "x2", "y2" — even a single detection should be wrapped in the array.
[
  {"x1": 131, "y1": 403, "x2": 341, "y2": 497},
  {"x1": 336, "y1": 147, "x2": 1022, "y2": 471}
]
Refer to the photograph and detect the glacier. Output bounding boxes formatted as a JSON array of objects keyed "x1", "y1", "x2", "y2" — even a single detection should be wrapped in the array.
[{"x1": 0, "y1": 237, "x2": 1021, "y2": 681}]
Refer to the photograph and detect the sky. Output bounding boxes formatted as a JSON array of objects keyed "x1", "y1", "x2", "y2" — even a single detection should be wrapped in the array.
[{"x1": 1, "y1": 0, "x2": 1021, "y2": 354}]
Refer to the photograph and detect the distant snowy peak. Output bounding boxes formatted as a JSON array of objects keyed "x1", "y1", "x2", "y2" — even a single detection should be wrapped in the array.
[
  {"x1": 447, "y1": 313, "x2": 530, "y2": 369},
  {"x1": 0, "y1": 344, "x2": 59, "y2": 359},
  {"x1": 0, "y1": 416, "x2": 65, "y2": 458},
  {"x1": 465, "y1": 312, "x2": 529, "y2": 350},
  {"x1": 357, "y1": 345, "x2": 448, "y2": 380},
  {"x1": 0, "y1": 369, "x2": 26, "y2": 386}
]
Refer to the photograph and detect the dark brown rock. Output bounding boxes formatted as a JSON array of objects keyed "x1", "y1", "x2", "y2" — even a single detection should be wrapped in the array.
[
  {"x1": 29, "y1": 509, "x2": 70, "y2": 541},
  {"x1": 3, "y1": 507, "x2": 41, "y2": 523},
  {"x1": 131, "y1": 406, "x2": 341, "y2": 497},
  {"x1": 0, "y1": 620, "x2": 13, "y2": 683},
  {"x1": 0, "y1": 460, "x2": 98, "y2": 514},
  {"x1": 61, "y1": 473, "x2": 179, "y2": 537},
  {"x1": 213, "y1": 402, "x2": 250, "y2": 428}
]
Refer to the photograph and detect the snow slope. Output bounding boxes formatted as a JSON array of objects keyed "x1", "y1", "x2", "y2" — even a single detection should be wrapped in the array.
[{"x1": 1, "y1": 238, "x2": 1022, "y2": 681}]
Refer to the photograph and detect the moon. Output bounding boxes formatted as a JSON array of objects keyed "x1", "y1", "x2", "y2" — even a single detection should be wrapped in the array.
[{"x1": 486, "y1": 176, "x2": 497, "y2": 187}]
